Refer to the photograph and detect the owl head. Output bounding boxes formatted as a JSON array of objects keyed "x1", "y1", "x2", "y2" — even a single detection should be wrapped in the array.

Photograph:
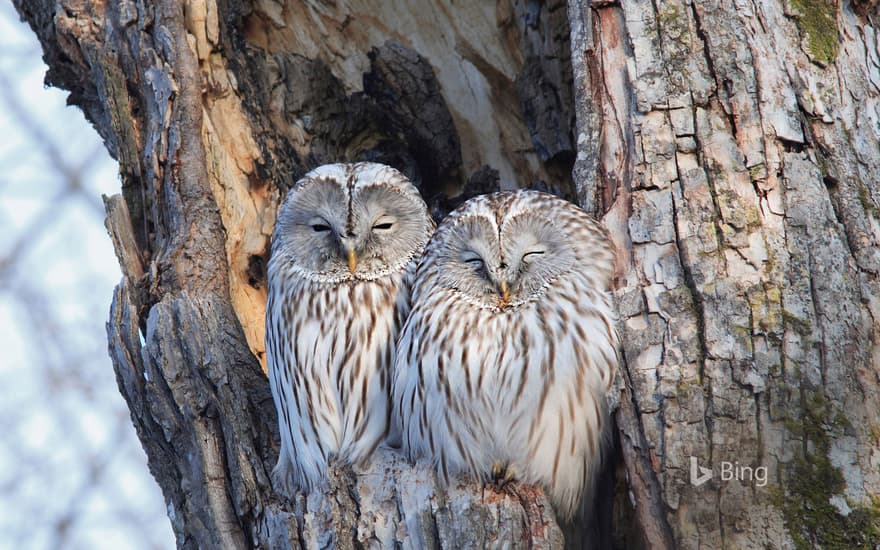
[
  {"x1": 271, "y1": 163, "x2": 433, "y2": 283},
  {"x1": 419, "y1": 190, "x2": 614, "y2": 309}
]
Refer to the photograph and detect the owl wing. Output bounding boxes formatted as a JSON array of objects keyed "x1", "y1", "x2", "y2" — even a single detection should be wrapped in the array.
[
  {"x1": 507, "y1": 283, "x2": 617, "y2": 520},
  {"x1": 392, "y1": 290, "x2": 497, "y2": 482},
  {"x1": 266, "y1": 286, "x2": 342, "y2": 493}
]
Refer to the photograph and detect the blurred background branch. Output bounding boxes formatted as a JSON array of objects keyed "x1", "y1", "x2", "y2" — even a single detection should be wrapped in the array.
[{"x1": 0, "y1": 4, "x2": 172, "y2": 549}]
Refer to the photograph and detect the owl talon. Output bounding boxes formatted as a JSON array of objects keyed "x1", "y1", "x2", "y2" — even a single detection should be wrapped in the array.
[
  {"x1": 504, "y1": 468, "x2": 516, "y2": 483},
  {"x1": 491, "y1": 462, "x2": 517, "y2": 490}
]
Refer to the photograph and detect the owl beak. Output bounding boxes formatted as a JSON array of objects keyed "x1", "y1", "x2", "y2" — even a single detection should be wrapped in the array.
[
  {"x1": 499, "y1": 280, "x2": 510, "y2": 304},
  {"x1": 347, "y1": 247, "x2": 358, "y2": 274}
]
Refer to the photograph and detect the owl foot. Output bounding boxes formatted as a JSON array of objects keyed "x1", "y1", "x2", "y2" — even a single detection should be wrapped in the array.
[
  {"x1": 490, "y1": 462, "x2": 517, "y2": 491},
  {"x1": 491, "y1": 462, "x2": 505, "y2": 481}
]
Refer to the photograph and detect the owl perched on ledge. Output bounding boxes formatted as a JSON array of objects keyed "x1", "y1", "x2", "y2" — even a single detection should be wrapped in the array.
[
  {"x1": 266, "y1": 162, "x2": 433, "y2": 492},
  {"x1": 393, "y1": 190, "x2": 618, "y2": 520}
]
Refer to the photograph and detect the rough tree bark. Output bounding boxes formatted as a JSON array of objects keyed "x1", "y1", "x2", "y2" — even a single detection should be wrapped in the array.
[{"x1": 15, "y1": 0, "x2": 880, "y2": 548}]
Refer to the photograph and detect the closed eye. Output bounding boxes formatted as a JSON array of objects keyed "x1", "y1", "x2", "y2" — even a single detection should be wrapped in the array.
[
  {"x1": 373, "y1": 222, "x2": 393, "y2": 230},
  {"x1": 522, "y1": 250, "x2": 545, "y2": 262},
  {"x1": 462, "y1": 252, "x2": 484, "y2": 268},
  {"x1": 311, "y1": 224, "x2": 332, "y2": 232}
]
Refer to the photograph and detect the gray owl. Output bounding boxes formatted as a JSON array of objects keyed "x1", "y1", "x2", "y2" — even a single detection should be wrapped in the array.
[
  {"x1": 266, "y1": 162, "x2": 433, "y2": 492},
  {"x1": 393, "y1": 190, "x2": 618, "y2": 520}
]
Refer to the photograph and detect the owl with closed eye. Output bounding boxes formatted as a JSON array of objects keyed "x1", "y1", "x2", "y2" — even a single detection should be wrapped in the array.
[
  {"x1": 266, "y1": 162, "x2": 433, "y2": 492},
  {"x1": 393, "y1": 189, "x2": 618, "y2": 520}
]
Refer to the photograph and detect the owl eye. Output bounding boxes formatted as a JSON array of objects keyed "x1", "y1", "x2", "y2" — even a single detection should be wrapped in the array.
[
  {"x1": 372, "y1": 215, "x2": 396, "y2": 231},
  {"x1": 522, "y1": 249, "x2": 545, "y2": 263},
  {"x1": 462, "y1": 252, "x2": 484, "y2": 268},
  {"x1": 311, "y1": 223, "x2": 332, "y2": 232}
]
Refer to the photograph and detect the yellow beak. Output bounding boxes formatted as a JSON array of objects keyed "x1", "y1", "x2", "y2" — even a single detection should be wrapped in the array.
[
  {"x1": 347, "y1": 247, "x2": 357, "y2": 274},
  {"x1": 499, "y1": 280, "x2": 510, "y2": 304}
]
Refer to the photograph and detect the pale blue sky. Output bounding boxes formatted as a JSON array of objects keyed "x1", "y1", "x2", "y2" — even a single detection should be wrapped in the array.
[{"x1": 0, "y1": 4, "x2": 173, "y2": 549}]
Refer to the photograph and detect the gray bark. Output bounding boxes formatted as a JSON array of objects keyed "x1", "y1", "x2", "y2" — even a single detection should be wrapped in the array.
[
  {"x1": 569, "y1": 1, "x2": 880, "y2": 548},
  {"x1": 16, "y1": 0, "x2": 880, "y2": 548}
]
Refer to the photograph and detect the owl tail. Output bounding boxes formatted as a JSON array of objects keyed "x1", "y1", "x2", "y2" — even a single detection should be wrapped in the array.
[{"x1": 271, "y1": 455, "x2": 298, "y2": 499}]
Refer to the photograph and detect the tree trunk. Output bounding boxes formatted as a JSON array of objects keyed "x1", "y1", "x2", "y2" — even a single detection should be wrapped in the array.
[{"x1": 16, "y1": 0, "x2": 880, "y2": 548}]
